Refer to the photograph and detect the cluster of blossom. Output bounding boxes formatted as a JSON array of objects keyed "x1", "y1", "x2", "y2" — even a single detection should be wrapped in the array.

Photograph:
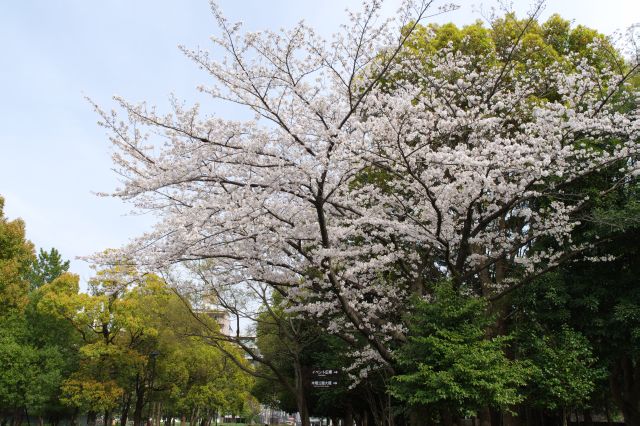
[{"x1": 94, "y1": 0, "x2": 639, "y2": 380}]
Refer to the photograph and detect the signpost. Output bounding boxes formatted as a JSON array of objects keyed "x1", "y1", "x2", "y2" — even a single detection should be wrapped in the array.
[{"x1": 310, "y1": 369, "x2": 339, "y2": 388}]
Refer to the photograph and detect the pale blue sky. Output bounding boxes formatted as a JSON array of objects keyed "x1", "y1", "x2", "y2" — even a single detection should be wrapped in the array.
[{"x1": 1, "y1": 0, "x2": 638, "y2": 286}]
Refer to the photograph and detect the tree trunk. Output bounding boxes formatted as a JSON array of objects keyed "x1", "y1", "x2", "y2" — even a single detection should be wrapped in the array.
[
  {"x1": 105, "y1": 410, "x2": 113, "y2": 426},
  {"x1": 293, "y1": 357, "x2": 310, "y2": 426},
  {"x1": 70, "y1": 408, "x2": 79, "y2": 426},
  {"x1": 154, "y1": 402, "x2": 162, "y2": 426},
  {"x1": 503, "y1": 410, "x2": 522, "y2": 426},
  {"x1": 121, "y1": 392, "x2": 132, "y2": 426},
  {"x1": 610, "y1": 355, "x2": 640, "y2": 426},
  {"x1": 11, "y1": 408, "x2": 23, "y2": 426},
  {"x1": 133, "y1": 374, "x2": 146, "y2": 426},
  {"x1": 87, "y1": 411, "x2": 97, "y2": 426},
  {"x1": 441, "y1": 410, "x2": 453, "y2": 426},
  {"x1": 478, "y1": 408, "x2": 491, "y2": 426},
  {"x1": 344, "y1": 404, "x2": 354, "y2": 426}
]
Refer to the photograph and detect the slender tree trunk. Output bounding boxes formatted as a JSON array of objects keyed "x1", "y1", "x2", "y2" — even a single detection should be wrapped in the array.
[
  {"x1": 12, "y1": 408, "x2": 23, "y2": 426},
  {"x1": 154, "y1": 403, "x2": 161, "y2": 426},
  {"x1": 121, "y1": 392, "x2": 131, "y2": 426},
  {"x1": 189, "y1": 408, "x2": 198, "y2": 426}
]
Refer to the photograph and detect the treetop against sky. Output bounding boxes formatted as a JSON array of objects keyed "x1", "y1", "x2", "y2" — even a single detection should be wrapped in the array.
[{"x1": 0, "y1": 0, "x2": 638, "y2": 287}]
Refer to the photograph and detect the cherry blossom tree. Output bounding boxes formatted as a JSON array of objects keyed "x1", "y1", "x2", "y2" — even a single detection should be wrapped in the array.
[{"x1": 93, "y1": 0, "x2": 640, "y2": 388}]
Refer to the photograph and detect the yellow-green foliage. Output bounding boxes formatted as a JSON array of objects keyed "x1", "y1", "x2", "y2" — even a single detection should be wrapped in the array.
[
  {"x1": 38, "y1": 267, "x2": 254, "y2": 415},
  {"x1": 0, "y1": 196, "x2": 35, "y2": 312},
  {"x1": 60, "y1": 379, "x2": 124, "y2": 412},
  {"x1": 405, "y1": 13, "x2": 622, "y2": 73}
]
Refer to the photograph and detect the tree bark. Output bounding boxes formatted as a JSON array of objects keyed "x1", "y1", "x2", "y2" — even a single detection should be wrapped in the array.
[
  {"x1": 87, "y1": 411, "x2": 97, "y2": 426},
  {"x1": 478, "y1": 408, "x2": 491, "y2": 426},
  {"x1": 154, "y1": 402, "x2": 162, "y2": 426},
  {"x1": 121, "y1": 392, "x2": 131, "y2": 426},
  {"x1": 502, "y1": 410, "x2": 521, "y2": 426},
  {"x1": 610, "y1": 355, "x2": 640, "y2": 426},
  {"x1": 11, "y1": 408, "x2": 23, "y2": 426},
  {"x1": 70, "y1": 408, "x2": 79, "y2": 426},
  {"x1": 189, "y1": 408, "x2": 198, "y2": 426},
  {"x1": 133, "y1": 373, "x2": 146, "y2": 426},
  {"x1": 344, "y1": 405, "x2": 354, "y2": 426},
  {"x1": 293, "y1": 357, "x2": 310, "y2": 426}
]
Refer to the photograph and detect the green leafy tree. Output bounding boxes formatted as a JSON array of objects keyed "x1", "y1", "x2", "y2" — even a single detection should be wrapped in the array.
[
  {"x1": 389, "y1": 283, "x2": 528, "y2": 425},
  {"x1": 38, "y1": 270, "x2": 161, "y2": 426},
  {"x1": 509, "y1": 273, "x2": 603, "y2": 425},
  {"x1": 27, "y1": 248, "x2": 70, "y2": 290},
  {"x1": 560, "y1": 196, "x2": 640, "y2": 424}
]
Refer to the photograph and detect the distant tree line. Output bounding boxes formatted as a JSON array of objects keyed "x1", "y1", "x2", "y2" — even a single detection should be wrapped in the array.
[{"x1": 0, "y1": 196, "x2": 256, "y2": 426}]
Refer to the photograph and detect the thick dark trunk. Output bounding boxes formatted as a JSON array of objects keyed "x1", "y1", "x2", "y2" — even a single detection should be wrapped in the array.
[
  {"x1": 70, "y1": 408, "x2": 79, "y2": 426},
  {"x1": 478, "y1": 408, "x2": 491, "y2": 426},
  {"x1": 87, "y1": 411, "x2": 97, "y2": 426},
  {"x1": 407, "y1": 408, "x2": 429, "y2": 426},
  {"x1": 502, "y1": 411, "x2": 519, "y2": 426},
  {"x1": 623, "y1": 410, "x2": 640, "y2": 426},
  {"x1": 104, "y1": 410, "x2": 112, "y2": 426},
  {"x1": 440, "y1": 410, "x2": 453, "y2": 426},
  {"x1": 133, "y1": 375, "x2": 146, "y2": 426},
  {"x1": 610, "y1": 355, "x2": 640, "y2": 426},
  {"x1": 343, "y1": 404, "x2": 354, "y2": 426},
  {"x1": 293, "y1": 358, "x2": 310, "y2": 426}
]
